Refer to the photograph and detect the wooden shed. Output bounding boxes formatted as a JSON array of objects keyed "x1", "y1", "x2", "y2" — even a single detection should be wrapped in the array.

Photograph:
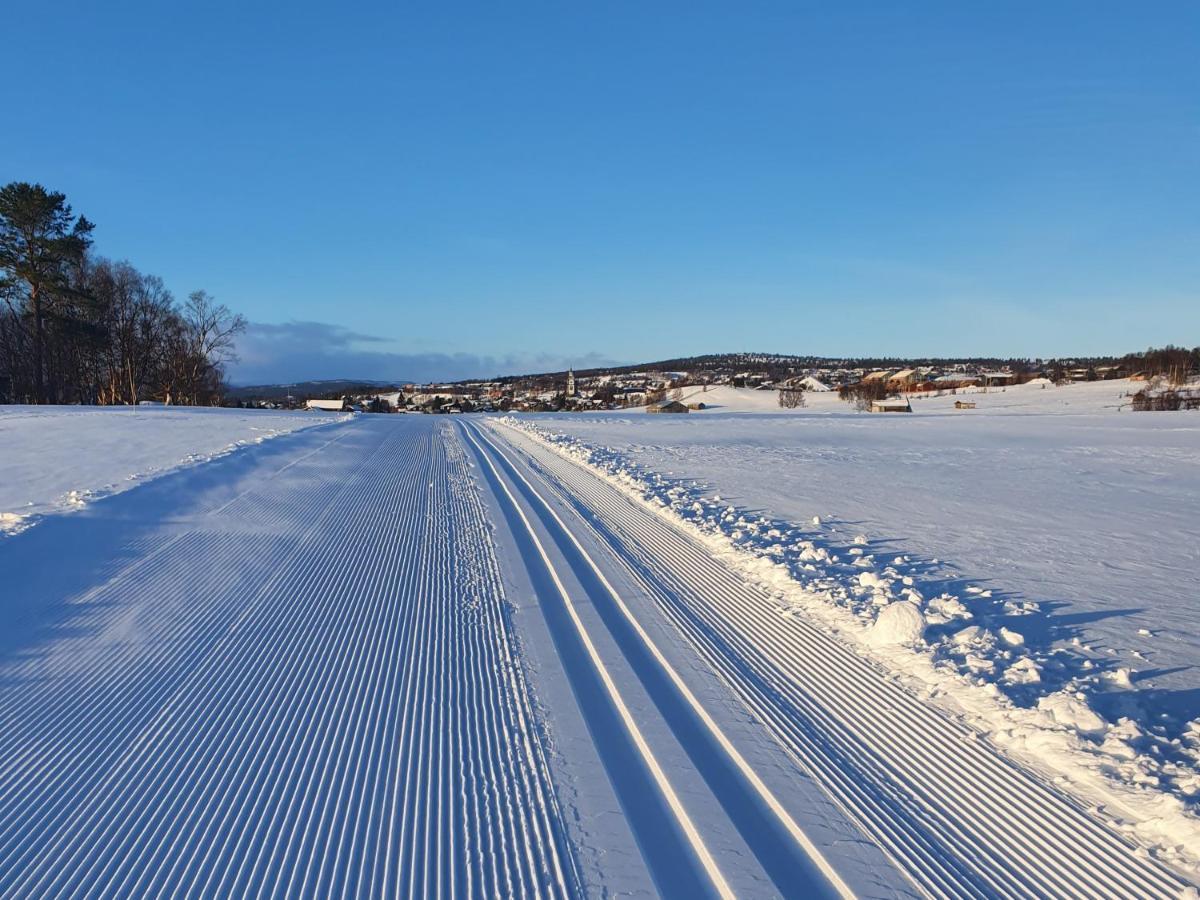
[
  {"x1": 306, "y1": 398, "x2": 348, "y2": 411},
  {"x1": 647, "y1": 400, "x2": 690, "y2": 414}
]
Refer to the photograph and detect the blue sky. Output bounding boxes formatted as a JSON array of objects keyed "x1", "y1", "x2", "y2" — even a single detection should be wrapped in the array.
[{"x1": 5, "y1": 2, "x2": 1197, "y2": 382}]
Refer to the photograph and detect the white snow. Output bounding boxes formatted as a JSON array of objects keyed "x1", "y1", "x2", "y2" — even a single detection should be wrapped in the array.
[
  {"x1": 0, "y1": 405, "x2": 346, "y2": 535},
  {"x1": 499, "y1": 379, "x2": 1200, "y2": 872},
  {"x1": 0, "y1": 417, "x2": 573, "y2": 896},
  {"x1": 867, "y1": 601, "x2": 926, "y2": 647},
  {"x1": 673, "y1": 377, "x2": 1142, "y2": 416},
  {"x1": 1039, "y1": 692, "x2": 1109, "y2": 736}
]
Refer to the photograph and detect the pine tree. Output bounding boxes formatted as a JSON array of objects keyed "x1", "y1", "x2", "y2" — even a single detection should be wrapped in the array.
[{"x1": 0, "y1": 183, "x2": 94, "y2": 402}]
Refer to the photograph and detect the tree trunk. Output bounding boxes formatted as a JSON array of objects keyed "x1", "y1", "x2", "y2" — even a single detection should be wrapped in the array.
[{"x1": 31, "y1": 284, "x2": 44, "y2": 404}]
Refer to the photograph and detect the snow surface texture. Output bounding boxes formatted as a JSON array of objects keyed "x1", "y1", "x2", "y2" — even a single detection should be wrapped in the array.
[
  {"x1": 1, "y1": 402, "x2": 1195, "y2": 895},
  {"x1": 488, "y1": 419, "x2": 1191, "y2": 895},
  {"x1": 0, "y1": 417, "x2": 575, "y2": 896},
  {"x1": 0, "y1": 405, "x2": 346, "y2": 535},
  {"x1": 501, "y1": 380, "x2": 1200, "y2": 873}
]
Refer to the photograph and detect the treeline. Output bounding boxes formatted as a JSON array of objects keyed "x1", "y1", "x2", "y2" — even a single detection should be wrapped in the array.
[
  {"x1": 1121, "y1": 345, "x2": 1199, "y2": 383},
  {"x1": 0, "y1": 182, "x2": 245, "y2": 405}
]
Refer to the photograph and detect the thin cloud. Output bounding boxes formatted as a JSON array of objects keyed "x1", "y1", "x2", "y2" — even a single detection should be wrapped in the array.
[{"x1": 230, "y1": 320, "x2": 621, "y2": 385}]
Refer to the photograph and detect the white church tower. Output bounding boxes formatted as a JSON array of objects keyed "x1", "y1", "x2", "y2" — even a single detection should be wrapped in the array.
[{"x1": 566, "y1": 367, "x2": 576, "y2": 396}]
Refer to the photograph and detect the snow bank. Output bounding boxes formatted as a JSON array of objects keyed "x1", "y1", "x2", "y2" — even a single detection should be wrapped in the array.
[
  {"x1": 495, "y1": 414, "x2": 1200, "y2": 874},
  {"x1": 0, "y1": 405, "x2": 348, "y2": 535}
]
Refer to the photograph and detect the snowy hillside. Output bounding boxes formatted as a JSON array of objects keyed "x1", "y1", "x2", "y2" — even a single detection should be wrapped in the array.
[
  {"x1": 508, "y1": 381, "x2": 1200, "y2": 869},
  {"x1": 674, "y1": 377, "x2": 1137, "y2": 415},
  {"x1": 0, "y1": 405, "x2": 346, "y2": 535}
]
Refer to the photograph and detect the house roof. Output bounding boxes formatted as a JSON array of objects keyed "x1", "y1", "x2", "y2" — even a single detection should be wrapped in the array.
[{"x1": 648, "y1": 399, "x2": 689, "y2": 412}]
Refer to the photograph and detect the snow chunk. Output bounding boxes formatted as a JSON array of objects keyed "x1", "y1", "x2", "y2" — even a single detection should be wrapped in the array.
[
  {"x1": 867, "y1": 602, "x2": 925, "y2": 647},
  {"x1": 1038, "y1": 692, "x2": 1107, "y2": 736},
  {"x1": 952, "y1": 625, "x2": 983, "y2": 646},
  {"x1": 965, "y1": 654, "x2": 995, "y2": 674},
  {"x1": 1105, "y1": 667, "x2": 1135, "y2": 689},
  {"x1": 929, "y1": 594, "x2": 970, "y2": 621},
  {"x1": 1004, "y1": 658, "x2": 1042, "y2": 685},
  {"x1": 999, "y1": 627, "x2": 1025, "y2": 647},
  {"x1": 857, "y1": 571, "x2": 887, "y2": 590}
]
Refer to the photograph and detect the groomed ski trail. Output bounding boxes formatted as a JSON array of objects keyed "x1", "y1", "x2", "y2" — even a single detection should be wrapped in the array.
[
  {"x1": 0, "y1": 418, "x2": 576, "y2": 899},
  {"x1": 463, "y1": 421, "x2": 853, "y2": 899},
  {"x1": 479, "y1": 418, "x2": 1193, "y2": 900}
]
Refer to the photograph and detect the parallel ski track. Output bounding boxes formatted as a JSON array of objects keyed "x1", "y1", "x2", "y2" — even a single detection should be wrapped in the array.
[
  {"x1": 463, "y1": 424, "x2": 751, "y2": 900},
  {"x1": 0, "y1": 418, "x2": 575, "y2": 898},
  {"x1": 486, "y1": 419, "x2": 1190, "y2": 900}
]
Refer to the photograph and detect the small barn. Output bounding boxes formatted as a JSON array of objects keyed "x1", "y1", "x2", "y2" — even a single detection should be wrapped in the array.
[
  {"x1": 647, "y1": 400, "x2": 690, "y2": 414},
  {"x1": 869, "y1": 398, "x2": 912, "y2": 413},
  {"x1": 306, "y1": 398, "x2": 347, "y2": 412},
  {"x1": 954, "y1": 400, "x2": 976, "y2": 410}
]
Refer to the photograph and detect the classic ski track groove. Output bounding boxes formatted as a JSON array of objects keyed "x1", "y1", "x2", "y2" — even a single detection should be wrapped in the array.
[
  {"x1": 486, "y1": 418, "x2": 1191, "y2": 900},
  {"x1": 461, "y1": 423, "x2": 739, "y2": 900},
  {"x1": 464, "y1": 422, "x2": 852, "y2": 899},
  {"x1": 0, "y1": 419, "x2": 575, "y2": 899}
]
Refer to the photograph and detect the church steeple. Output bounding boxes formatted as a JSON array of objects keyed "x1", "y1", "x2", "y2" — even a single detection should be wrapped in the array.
[{"x1": 566, "y1": 367, "x2": 576, "y2": 396}]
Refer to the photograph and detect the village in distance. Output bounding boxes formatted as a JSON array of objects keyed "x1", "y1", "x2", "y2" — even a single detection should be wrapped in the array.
[{"x1": 229, "y1": 347, "x2": 1200, "y2": 415}]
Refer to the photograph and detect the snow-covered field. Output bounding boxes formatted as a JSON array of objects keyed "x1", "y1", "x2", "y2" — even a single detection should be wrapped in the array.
[
  {"x1": 0, "y1": 405, "x2": 345, "y2": 535},
  {"x1": 507, "y1": 379, "x2": 1200, "y2": 871},
  {"x1": 0, "y1": 417, "x2": 572, "y2": 897},
  {"x1": 1, "y1": 400, "x2": 1196, "y2": 896}
]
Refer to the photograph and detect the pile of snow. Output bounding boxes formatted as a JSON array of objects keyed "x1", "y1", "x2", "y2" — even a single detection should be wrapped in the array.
[{"x1": 0, "y1": 405, "x2": 347, "y2": 535}]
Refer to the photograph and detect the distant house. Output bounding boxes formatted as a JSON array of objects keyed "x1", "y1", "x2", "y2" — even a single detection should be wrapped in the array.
[
  {"x1": 954, "y1": 400, "x2": 976, "y2": 410},
  {"x1": 869, "y1": 398, "x2": 912, "y2": 413},
  {"x1": 888, "y1": 369, "x2": 918, "y2": 389},
  {"x1": 934, "y1": 374, "x2": 981, "y2": 388},
  {"x1": 647, "y1": 399, "x2": 690, "y2": 414},
  {"x1": 862, "y1": 370, "x2": 892, "y2": 383},
  {"x1": 798, "y1": 376, "x2": 831, "y2": 392},
  {"x1": 306, "y1": 398, "x2": 347, "y2": 411}
]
